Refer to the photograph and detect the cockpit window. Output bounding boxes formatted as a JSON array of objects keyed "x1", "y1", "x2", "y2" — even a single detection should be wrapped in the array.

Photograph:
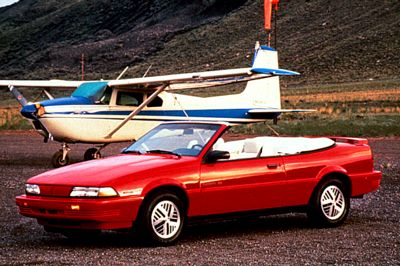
[
  {"x1": 71, "y1": 82, "x2": 108, "y2": 102},
  {"x1": 116, "y1": 91, "x2": 143, "y2": 106}
]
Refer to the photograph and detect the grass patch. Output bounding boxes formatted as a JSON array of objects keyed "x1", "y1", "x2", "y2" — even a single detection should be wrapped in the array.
[
  {"x1": 0, "y1": 116, "x2": 31, "y2": 130},
  {"x1": 0, "y1": 107, "x2": 31, "y2": 130},
  {"x1": 231, "y1": 114, "x2": 400, "y2": 137}
]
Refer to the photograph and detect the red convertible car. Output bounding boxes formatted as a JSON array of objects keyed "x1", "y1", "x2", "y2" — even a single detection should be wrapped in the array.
[{"x1": 16, "y1": 122, "x2": 381, "y2": 245}]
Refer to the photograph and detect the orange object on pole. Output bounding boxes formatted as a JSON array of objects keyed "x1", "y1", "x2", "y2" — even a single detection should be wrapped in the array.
[
  {"x1": 264, "y1": 0, "x2": 272, "y2": 30},
  {"x1": 264, "y1": 0, "x2": 279, "y2": 30}
]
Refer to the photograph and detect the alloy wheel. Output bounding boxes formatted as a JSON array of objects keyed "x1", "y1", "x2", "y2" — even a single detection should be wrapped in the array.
[
  {"x1": 151, "y1": 200, "x2": 181, "y2": 239},
  {"x1": 320, "y1": 185, "x2": 346, "y2": 220}
]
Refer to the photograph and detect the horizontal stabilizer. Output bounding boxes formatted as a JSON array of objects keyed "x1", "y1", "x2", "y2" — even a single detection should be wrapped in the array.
[
  {"x1": 248, "y1": 108, "x2": 315, "y2": 114},
  {"x1": 251, "y1": 67, "x2": 299, "y2": 76}
]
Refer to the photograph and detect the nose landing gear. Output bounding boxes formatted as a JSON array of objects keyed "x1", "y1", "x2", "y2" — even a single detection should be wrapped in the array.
[{"x1": 51, "y1": 143, "x2": 70, "y2": 168}]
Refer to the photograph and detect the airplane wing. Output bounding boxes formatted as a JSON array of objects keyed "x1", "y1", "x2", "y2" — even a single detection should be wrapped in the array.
[
  {"x1": 0, "y1": 67, "x2": 297, "y2": 91},
  {"x1": 108, "y1": 67, "x2": 299, "y2": 90},
  {"x1": 0, "y1": 80, "x2": 84, "y2": 88}
]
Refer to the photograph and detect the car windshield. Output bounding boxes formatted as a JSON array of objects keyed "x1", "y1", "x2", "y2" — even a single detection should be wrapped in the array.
[{"x1": 123, "y1": 123, "x2": 221, "y2": 157}]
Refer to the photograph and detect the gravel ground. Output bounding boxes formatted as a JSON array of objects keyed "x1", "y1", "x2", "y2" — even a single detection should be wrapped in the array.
[{"x1": 0, "y1": 132, "x2": 399, "y2": 265}]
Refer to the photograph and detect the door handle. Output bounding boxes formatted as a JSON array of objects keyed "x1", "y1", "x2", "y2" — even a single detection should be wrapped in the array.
[{"x1": 267, "y1": 163, "x2": 279, "y2": 169}]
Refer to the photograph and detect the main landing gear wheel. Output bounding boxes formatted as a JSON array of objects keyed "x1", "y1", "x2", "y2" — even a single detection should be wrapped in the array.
[
  {"x1": 84, "y1": 148, "x2": 101, "y2": 161},
  {"x1": 308, "y1": 178, "x2": 350, "y2": 227},
  {"x1": 51, "y1": 150, "x2": 70, "y2": 168},
  {"x1": 138, "y1": 192, "x2": 185, "y2": 246}
]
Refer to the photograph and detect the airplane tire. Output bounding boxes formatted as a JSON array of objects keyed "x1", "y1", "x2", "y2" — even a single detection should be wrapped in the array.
[
  {"x1": 51, "y1": 150, "x2": 70, "y2": 168},
  {"x1": 84, "y1": 148, "x2": 101, "y2": 161}
]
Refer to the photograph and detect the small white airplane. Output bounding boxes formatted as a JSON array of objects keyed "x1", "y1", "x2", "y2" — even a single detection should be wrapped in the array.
[{"x1": 1, "y1": 42, "x2": 308, "y2": 167}]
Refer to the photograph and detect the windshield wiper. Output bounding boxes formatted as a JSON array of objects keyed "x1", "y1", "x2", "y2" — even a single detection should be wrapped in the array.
[
  {"x1": 121, "y1": 149, "x2": 143, "y2": 155},
  {"x1": 146, "y1": 150, "x2": 181, "y2": 158}
]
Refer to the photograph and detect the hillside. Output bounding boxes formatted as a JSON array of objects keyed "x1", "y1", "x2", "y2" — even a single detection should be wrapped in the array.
[{"x1": 0, "y1": 0, "x2": 399, "y2": 84}]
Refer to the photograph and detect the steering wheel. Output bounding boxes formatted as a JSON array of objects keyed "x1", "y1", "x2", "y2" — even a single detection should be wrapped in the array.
[{"x1": 191, "y1": 144, "x2": 203, "y2": 150}]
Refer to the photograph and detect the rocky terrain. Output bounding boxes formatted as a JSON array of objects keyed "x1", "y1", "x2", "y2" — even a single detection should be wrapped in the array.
[{"x1": 0, "y1": 0, "x2": 398, "y2": 84}]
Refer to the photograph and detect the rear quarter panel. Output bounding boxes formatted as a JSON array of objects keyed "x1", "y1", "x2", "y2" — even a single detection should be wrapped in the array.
[{"x1": 281, "y1": 143, "x2": 374, "y2": 206}]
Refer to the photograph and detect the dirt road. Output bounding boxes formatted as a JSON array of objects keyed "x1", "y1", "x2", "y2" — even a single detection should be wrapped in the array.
[{"x1": 0, "y1": 132, "x2": 398, "y2": 265}]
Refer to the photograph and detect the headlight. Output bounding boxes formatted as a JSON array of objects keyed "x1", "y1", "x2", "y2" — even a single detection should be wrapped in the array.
[
  {"x1": 70, "y1": 187, "x2": 118, "y2": 197},
  {"x1": 25, "y1": 184, "x2": 40, "y2": 195}
]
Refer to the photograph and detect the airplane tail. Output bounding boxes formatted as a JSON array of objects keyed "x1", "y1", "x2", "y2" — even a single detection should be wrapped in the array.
[{"x1": 240, "y1": 43, "x2": 281, "y2": 109}]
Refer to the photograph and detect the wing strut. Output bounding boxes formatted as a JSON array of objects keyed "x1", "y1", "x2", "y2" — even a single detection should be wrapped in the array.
[{"x1": 104, "y1": 84, "x2": 168, "y2": 139}]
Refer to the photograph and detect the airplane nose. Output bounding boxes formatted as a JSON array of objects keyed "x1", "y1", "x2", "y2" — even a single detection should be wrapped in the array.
[{"x1": 21, "y1": 104, "x2": 37, "y2": 119}]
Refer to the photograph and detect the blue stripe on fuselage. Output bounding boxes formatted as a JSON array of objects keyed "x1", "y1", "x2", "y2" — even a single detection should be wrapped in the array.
[{"x1": 44, "y1": 108, "x2": 280, "y2": 120}]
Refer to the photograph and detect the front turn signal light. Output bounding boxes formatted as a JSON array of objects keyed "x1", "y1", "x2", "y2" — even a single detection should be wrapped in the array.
[{"x1": 98, "y1": 187, "x2": 118, "y2": 197}]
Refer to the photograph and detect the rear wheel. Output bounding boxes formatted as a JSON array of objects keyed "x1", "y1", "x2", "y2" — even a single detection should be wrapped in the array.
[
  {"x1": 84, "y1": 148, "x2": 101, "y2": 161},
  {"x1": 308, "y1": 178, "x2": 350, "y2": 227},
  {"x1": 137, "y1": 192, "x2": 185, "y2": 245}
]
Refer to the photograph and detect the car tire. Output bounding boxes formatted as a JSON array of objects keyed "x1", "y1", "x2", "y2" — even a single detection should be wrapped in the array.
[
  {"x1": 308, "y1": 178, "x2": 350, "y2": 227},
  {"x1": 138, "y1": 192, "x2": 185, "y2": 245}
]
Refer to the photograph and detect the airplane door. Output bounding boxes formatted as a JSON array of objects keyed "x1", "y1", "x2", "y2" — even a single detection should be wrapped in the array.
[{"x1": 198, "y1": 157, "x2": 286, "y2": 216}]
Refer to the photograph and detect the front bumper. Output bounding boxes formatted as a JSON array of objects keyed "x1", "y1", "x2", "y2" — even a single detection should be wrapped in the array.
[{"x1": 16, "y1": 195, "x2": 143, "y2": 230}]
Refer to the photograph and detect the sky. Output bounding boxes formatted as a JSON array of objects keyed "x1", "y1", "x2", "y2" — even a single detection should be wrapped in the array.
[{"x1": 0, "y1": 0, "x2": 19, "y2": 7}]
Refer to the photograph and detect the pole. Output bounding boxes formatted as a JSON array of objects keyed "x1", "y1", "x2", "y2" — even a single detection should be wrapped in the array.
[{"x1": 81, "y1": 54, "x2": 85, "y2": 81}]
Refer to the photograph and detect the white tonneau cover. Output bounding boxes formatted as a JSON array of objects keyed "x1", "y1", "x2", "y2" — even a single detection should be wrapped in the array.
[{"x1": 214, "y1": 137, "x2": 335, "y2": 159}]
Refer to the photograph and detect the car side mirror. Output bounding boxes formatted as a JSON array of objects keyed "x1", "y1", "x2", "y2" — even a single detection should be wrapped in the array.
[{"x1": 205, "y1": 150, "x2": 230, "y2": 163}]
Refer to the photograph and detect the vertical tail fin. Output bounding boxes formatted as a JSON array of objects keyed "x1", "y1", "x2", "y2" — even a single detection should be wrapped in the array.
[{"x1": 241, "y1": 43, "x2": 281, "y2": 108}]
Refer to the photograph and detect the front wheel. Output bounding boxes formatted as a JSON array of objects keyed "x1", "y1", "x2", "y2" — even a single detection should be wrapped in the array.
[
  {"x1": 137, "y1": 192, "x2": 185, "y2": 245},
  {"x1": 51, "y1": 150, "x2": 70, "y2": 168},
  {"x1": 308, "y1": 178, "x2": 350, "y2": 227}
]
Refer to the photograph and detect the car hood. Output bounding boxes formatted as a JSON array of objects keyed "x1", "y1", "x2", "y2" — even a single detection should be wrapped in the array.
[{"x1": 28, "y1": 154, "x2": 196, "y2": 187}]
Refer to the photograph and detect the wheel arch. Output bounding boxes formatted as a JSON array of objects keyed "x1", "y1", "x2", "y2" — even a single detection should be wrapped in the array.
[
  {"x1": 140, "y1": 184, "x2": 190, "y2": 215},
  {"x1": 312, "y1": 171, "x2": 352, "y2": 201}
]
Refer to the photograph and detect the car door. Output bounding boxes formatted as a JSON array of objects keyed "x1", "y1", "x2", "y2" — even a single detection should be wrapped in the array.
[{"x1": 199, "y1": 156, "x2": 286, "y2": 216}]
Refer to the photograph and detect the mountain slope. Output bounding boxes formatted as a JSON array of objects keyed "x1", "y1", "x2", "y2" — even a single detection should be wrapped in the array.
[{"x1": 0, "y1": 0, "x2": 398, "y2": 84}]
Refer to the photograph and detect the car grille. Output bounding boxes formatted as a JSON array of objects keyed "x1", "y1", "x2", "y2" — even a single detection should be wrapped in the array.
[{"x1": 38, "y1": 185, "x2": 72, "y2": 197}]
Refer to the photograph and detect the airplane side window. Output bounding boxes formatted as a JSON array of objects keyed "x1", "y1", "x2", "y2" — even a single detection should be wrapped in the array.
[
  {"x1": 99, "y1": 87, "x2": 112, "y2": 105},
  {"x1": 147, "y1": 96, "x2": 163, "y2": 107},
  {"x1": 117, "y1": 92, "x2": 143, "y2": 106}
]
